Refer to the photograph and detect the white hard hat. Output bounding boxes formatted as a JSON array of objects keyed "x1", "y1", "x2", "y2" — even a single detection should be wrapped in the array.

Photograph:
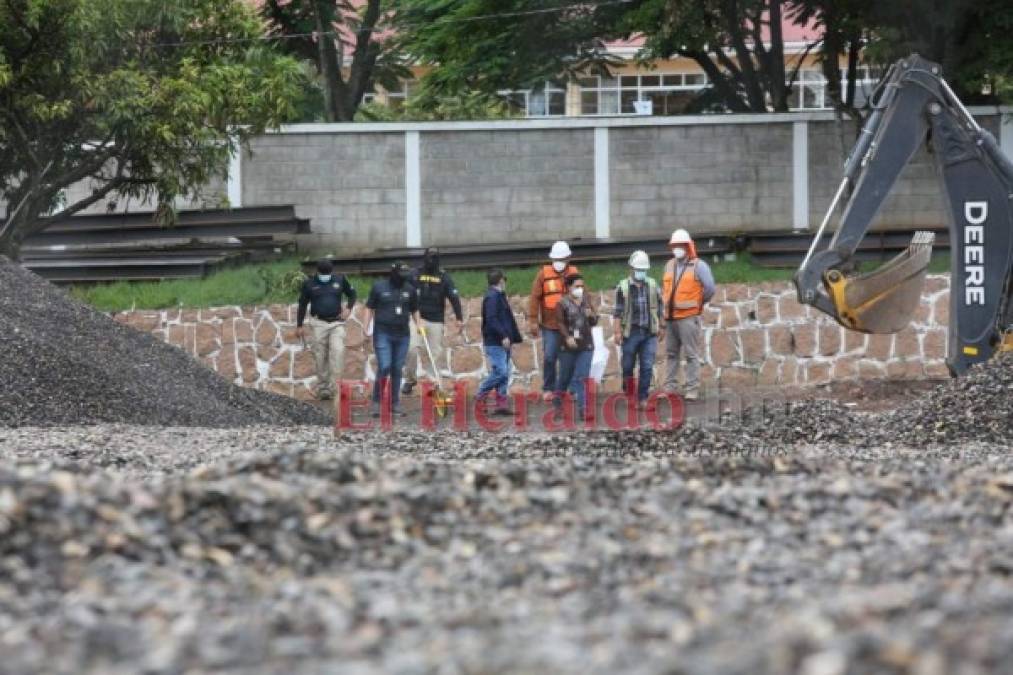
[
  {"x1": 549, "y1": 240, "x2": 572, "y2": 260},
  {"x1": 628, "y1": 250, "x2": 650, "y2": 270},
  {"x1": 668, "y1": 229, "x2": 692, "y2": 247}
]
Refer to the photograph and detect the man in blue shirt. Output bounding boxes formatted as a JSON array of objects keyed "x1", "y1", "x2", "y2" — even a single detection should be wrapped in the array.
[{"x1": 478, "y1": 268, "x2": 522, "y2": 415}]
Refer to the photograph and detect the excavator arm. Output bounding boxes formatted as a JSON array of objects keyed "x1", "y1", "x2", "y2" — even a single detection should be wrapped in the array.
[{"x1": 794, "y1": 54, "x2": 1013, "y2": 375}]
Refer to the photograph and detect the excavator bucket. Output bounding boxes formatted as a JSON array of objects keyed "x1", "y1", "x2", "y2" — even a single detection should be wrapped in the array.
[{"x1": 822, "y1": 231, "x2": 935, "y2": 334}]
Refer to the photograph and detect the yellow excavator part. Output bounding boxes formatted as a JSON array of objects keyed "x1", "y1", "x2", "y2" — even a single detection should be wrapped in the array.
[
  {"x1": 1000, "y1": 332, "x2": 1013, "y2": 353},
  {"x1": 823, "y1": 231, "x2": 936, "y2": 334}
]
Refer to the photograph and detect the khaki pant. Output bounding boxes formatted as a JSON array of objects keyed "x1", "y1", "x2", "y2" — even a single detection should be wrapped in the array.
[
  {"x1": 404, "y1": 319, "x2": 446, "y2": 385},
  {"x1": 664, "y1": 315, "x2": 702, "y2": 392},
  {"x1": 308, "y1": 317, "x2": 346, "y2": 398}
]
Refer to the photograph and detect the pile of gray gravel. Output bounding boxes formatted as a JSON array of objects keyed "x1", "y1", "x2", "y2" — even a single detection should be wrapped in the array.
[
  {"x1": 0, "y1": 427, "x2": 1010, "y2": 674},
  {"x1": 0, "y1": 258, "x2": 328, "y2": 427},
  {"x1": 877, "y1": 351, "x2": 1013, "y2": 446}
]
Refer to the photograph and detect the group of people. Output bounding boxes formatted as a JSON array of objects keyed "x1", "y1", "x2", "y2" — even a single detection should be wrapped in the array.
[{"x1": 296, "y1": 229, "x2": 715, "y2": 418}]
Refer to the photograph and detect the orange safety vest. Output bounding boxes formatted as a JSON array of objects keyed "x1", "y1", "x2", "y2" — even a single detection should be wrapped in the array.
[
  {"x1": 540, "y1": 263, "x2": 579, "y2": 311},
  {"x1": 662, "y1": 259, "x2": 704, "y2": 319}
]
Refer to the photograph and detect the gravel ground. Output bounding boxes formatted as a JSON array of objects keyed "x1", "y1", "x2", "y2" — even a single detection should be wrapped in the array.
[
  {"x1": 0, "y1": 258, "x2": 327, "y2": 427},
  {"x1": 0, "y1": 354, "x2": 1011, "y2": 674},
  {"x1": 1, "y1": 254, "x2": 1011, "y2": 673}
]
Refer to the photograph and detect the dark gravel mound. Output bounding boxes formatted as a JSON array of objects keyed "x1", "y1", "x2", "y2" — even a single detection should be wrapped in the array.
[
  {"x1": 876, "y1": 351, "x2": 1013, "y2": 446},
  {"x1": 0, "y1": 258, "x2": 328, "y2": 427}
]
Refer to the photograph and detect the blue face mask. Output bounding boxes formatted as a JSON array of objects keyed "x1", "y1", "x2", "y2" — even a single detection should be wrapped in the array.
[
  {"x1": 318, "y1": 274, "x2": 332, "y2": 283},
  {"x1": 633, "y1": 270, "x2": 647, "y2": 282}
]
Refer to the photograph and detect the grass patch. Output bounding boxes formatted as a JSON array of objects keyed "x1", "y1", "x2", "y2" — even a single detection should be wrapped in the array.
[{"x1": 70, "y1": 250, "x2": 950, "y2": 312}]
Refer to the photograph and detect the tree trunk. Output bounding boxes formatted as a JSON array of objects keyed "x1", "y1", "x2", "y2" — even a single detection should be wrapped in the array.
[
  {"x1": 684, "y1": 50, "x2": 751, "y2": 112},
  {"x1": 312, "y1": 1, "x2": 343, "y2": 122},
  {"x1": 766, "y1": 0, "x2": 788, "y2": 111},
  {"x1": 0, "y1": 207, "x2": 36, "y2": 261}
]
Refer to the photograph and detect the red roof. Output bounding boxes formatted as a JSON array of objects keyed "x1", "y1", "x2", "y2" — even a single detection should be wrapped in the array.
[{"x1": 605, "y1": 14, "x2": 822, "y2": 53}]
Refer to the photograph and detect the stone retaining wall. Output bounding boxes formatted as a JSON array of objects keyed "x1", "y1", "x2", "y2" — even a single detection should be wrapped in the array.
[{"x1": 112, "y1": 276, "x2": 952, "y2": 400}]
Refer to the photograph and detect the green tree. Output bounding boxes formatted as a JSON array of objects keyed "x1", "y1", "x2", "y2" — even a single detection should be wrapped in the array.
[
  {"x1": 355, "y1": 89, "x2": 516, "y2": 121},
  {"x1": 396, "y1": 0, "x2": 805, "y2": 113},
  {"x1": 0, "y1": 0, "x2": 304, "y2": 260},
  {"x1": 865, "y1": 0, "x2": 1012, "y2": 103},
  {"x1": 261, "y1": 0, "x2": 409, "y2": 122},
  {"x1": 792, "y1": 0, "x2": 872, "y2": 117}
]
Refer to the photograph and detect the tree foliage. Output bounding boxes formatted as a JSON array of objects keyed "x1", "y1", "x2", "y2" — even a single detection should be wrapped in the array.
[
  {"x1": 397, "y1": 0, "x2": 804, "y2": 113},
  {"x1": 396, "y1": 0, "x2": 1013, "y2": 115},
  {"x1": 395, "y1": 0, "x2": 627, "y2": 95},
  {"x1": 261, "y1": 0, "x2": 409, "y2": 122},
  {"x1": 355, "y1": 89, "x2": 516, "y2": 121},
  {"x1": 0, "y1": 0, "x2": 304, "y2": 260}
]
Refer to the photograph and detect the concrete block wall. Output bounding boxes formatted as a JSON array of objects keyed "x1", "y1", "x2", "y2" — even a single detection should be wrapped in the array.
[
  {"x1": 112, "y1": 275, "x2": 954, "y2": 401},
  {"x1": 807, "y1": 114, "x2": 1004, "y2": 229},
  {"x1": 242, "y1": 132, "x2": 407, "y2": 251},
  {"x1": 221, "y1": 109, "x2": 1010, "y2": 253},
  {"x1": 26, "y1": 109, "x2": 1010, "y2": 247},
  {"x1": 420, "y1": 129, "x2": 595, "y2": 245},
  {"x1": 610, "y1": 123, "x2": 794, "y2": 235}
]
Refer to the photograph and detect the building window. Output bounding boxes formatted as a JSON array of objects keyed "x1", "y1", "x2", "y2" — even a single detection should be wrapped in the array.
[
  {"x1": 386, "y1": 80, "x2": 415, "y2": 110},
  {"x1": 580, "y1": 72, "x2": 709, "y2": 116},
  {"x1": 500, "y1": 91, "x2": 528, "y2": 115},
  {"x1": 579, "y1": 76, "x2": 620, "y2": 115},
  {"x1": 789, "y1": 67, "x2": 880, "y2": 110},
  {"x1": 528, "y1": 82, "x2": 566, "y2": 116},
  {"x1": 497, "y1": 82, "x2": 566, "y2": 117}
]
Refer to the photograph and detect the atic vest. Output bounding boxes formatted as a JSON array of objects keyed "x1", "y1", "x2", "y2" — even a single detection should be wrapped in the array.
[
  {"x1": 662, "y1": 259, "x2": 704, "y2": 319},
  {"x1": 618, "y1": 277, "x2": 660, "y2": 337},
  {"x1": 541, "y1": 264, "x2": 578, "y2": 311},
  {"x1": 415, "y1": 271, "x2": 448, "y2": 321}
]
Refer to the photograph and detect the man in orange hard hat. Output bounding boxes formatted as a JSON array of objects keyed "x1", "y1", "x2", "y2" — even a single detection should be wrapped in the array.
[{"x1": 661, "y1": 229, "x2": 715, "y2": 401}]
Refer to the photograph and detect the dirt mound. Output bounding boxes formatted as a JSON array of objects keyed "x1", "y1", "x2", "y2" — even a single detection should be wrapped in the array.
[{"x1": 0, "y1": 258, "x2": 328, "y2": 428}]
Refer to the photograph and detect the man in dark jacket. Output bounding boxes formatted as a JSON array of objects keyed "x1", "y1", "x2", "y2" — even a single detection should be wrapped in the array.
[
  {"x1": 403, "y1": 247, "x2": 464, "y2": 394},
  {"x1": 364, "y1": 261, "x2": 419, "y2": 417},
  {"x1": 296, "y1": 259, "x2": 357, "y2": 400},
  {"x1": 478, "y1": 268, "x2": 522, "y2": 415},
  {"x1": 554, "y1": 274, "x2": 597, "y2": 418}
]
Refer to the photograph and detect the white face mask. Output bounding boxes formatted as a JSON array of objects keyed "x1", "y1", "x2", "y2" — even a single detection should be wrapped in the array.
[
  {"x1": 633, "y1": 270, "x2": 647, "y2": 282},
  {"x1": 552, "y1": 261, "x2": 567, "y2": 273},
  {"x1": 571, "y1": 287, "x2": 584, "y2": 300},
  {"x1": 318, "y1": 274, "x2": 332, "y2": 283},
  {"x1": 673, "y1": 248, "x2": 687, "y2": 260}
]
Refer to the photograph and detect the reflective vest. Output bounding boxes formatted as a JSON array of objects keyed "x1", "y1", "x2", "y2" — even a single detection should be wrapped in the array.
[
  {"x1": 618, "y1": 277, "x2": 660, "y2": 338},
  {"x1": 662, "y1": 259, "x2": 704, "y2": 319},
  {"x1": 540, "y1": 263, "x2": 578, "y2": 311}
]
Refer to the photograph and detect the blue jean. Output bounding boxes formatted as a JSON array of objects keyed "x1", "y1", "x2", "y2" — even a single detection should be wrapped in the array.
[
  {"x1": 621, "y1": 326, "x2": 659, "y2": 402},
  {"x1": 556, "y1": 349, "x2": 593, "y2": 413},
  {"x1": 478, "y1": 345, "x2": 511, "y2": 399},
  {"x1": 541, "y1": 328, "x2": 562, "y2": 393},
  {"x1": 373, "y1": 329, "x2": 411, "y2": 407}
]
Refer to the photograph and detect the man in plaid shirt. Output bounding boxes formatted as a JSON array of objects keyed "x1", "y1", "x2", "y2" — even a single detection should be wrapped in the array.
[{"x1": 613, "y1": 250, "x2": 664, "y2": 407}]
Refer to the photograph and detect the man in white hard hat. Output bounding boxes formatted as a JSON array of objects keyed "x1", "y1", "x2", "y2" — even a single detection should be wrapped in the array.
[
  {"x1": 613, "y1": 250, "x2": 664, "y2": 408},
  {"x1": 661, "y1": 229, "x2": 715, "y2": 400},
  {"x1": 528, "y1": 241, "x2": 579, "y2": 402}
]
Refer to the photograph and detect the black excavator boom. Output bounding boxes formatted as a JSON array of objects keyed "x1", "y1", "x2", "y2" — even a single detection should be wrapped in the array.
[{"x1": 794, "y1": 54, "x2": 1013, "y2": 375}]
